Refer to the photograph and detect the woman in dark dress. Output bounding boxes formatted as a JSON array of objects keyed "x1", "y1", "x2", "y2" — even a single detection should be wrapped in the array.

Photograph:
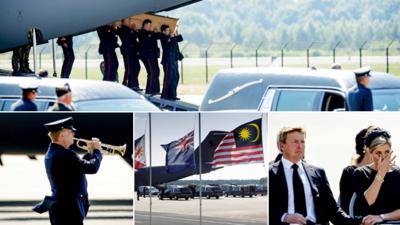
[
  {"x1": 353, "y1": 128, "x2": 400, "y2": 225},
  {"x1": 339, "y1": 126, "x2": 374, "y2": 214}
]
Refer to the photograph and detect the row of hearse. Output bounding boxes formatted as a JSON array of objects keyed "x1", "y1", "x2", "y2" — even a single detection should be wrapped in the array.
[
  {"x1": 137, "y1": 184, "x2": 267, "y2": 200},
  {"x1": 3, "y1": 67, "x2": 400, "y2": 112}
]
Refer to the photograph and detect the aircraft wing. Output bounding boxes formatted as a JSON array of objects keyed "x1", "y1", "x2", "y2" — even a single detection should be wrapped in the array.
[
  {"x1": 0, "y1": 0, "x2": 202, "y2": 53},
  {"x1": 135, "y1": 130, "x2": 228, "y2": 187},
  {"x1": 0, "y1": 113, "x2": 133, "y2": 165}
]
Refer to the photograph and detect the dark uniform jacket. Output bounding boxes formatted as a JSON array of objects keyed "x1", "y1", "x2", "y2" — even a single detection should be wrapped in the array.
[
  {"x1": 117, "y1": 25, "x2": 140, "y2": 57},
  {"x1": 97, "y1": 26, "x2": 119, "y2": 55},
  {"x1": 11, "y1": 98, "x2": 37, "y2": 111},
  {"x1": 34, "y1": 143, "x2": 102, "y2": 218},
  {"x1": 347, "y1": 84, "x2": 373, "y2": 111},
  {"x1": 269, "y1": 160, "x2": 361, "y2": 225},
  {"x1": 47, "y1": 102, "x2": 73, "y2": 111},
  {"x1": 160, "y1": 34, "x2": 183, "y2": 65},
  {"x1": 57, "y1": 36, "x2": 73, "y2": 47},
  {"x1": 138, "y1": 30, "x2": 162, "y2": 59}
]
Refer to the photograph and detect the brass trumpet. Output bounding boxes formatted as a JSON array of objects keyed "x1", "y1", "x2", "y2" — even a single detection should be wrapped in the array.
[{"x1": 73, "y1": 138, "x2": 126, "y2": 156}]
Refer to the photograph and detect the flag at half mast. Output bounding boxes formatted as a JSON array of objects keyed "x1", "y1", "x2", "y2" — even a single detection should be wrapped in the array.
[
  {"x1": 134, "y1": 135, "x2": 146, "y2": 169},
  {"x1": 162, "y1": 130, "x2": 195, "y2": 173},
  {"x1": 211, "y1": 118, "x2": 264, "y2": 168}
]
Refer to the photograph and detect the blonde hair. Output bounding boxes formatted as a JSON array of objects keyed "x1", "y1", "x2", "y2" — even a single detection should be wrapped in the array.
[
  {"x1": 369, "y1": 136, "x2": 391, "y2": 153},
  {"x1": 277, "y1": 127, "x2": 306, "y2": 144},
  {"x1": 48, "y1": 130, "x2": 62, "y2": 142}
]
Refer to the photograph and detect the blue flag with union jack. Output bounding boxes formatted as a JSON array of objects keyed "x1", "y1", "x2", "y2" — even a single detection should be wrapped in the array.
[{"x1": 161, "y1": 130, "x2": 195, "y2": 174}]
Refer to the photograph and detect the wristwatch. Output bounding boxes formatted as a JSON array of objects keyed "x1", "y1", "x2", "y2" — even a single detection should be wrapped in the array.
[{"x1": 379, "y1": 214, "x2": 385, "y2": 221}]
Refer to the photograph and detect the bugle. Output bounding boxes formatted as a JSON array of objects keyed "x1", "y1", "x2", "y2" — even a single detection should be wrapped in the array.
[{"x1": 73, "y1": 138, "x2": 126, "y2": 156}]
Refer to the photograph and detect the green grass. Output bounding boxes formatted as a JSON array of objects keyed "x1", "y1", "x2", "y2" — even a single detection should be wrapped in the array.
[
  {"x1": 63, "y1": 65, "x2": 226, "y2": 94},
  {"x1": 10, "y1": 57, "x2": 400, "y2": 95},
  {"x1": 286, "y1": 63, "x2": 400, "y2": 76}
]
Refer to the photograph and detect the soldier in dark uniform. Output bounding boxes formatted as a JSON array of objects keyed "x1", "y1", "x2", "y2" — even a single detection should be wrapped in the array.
[
  {"x1": 117, "y1": 18, "x2": 141, "y2": 91},
  {"x1": 138, "y1": 19, "x2": 162, "y2": 95},
  {"x1": 11, "y1": 82, "x2": 38, "y2": 111},
  {"x1": 97, "y1": 24, "x2": 119, "y2": 82},
  {"x1": 160, "y1": 24, "x2": 183, "y2": 100},
  {"x1": 12, "y1": 29, "x2": 34, "y2": 75},
  {"x1": 346, "y1": 66, "x2": 373, "y2": 111},
  {"x1": 11, "y1": 45, "x2": 33, "y2": 75},
  {"x1": 57, "y1": 36, "x2": 75, "y2": 78},
  {"x1": 11, "y1": 47, "x2": 22, "y2": 75},
  {"x1": 33, "y1": 117, "x2": 102, "y2": 225},
  {"x1": 48, "y1": 83, "x2": 75, "y2": 111},
  {"x1": 21, "y1": 45, "x2": 33, "y2": 73}
]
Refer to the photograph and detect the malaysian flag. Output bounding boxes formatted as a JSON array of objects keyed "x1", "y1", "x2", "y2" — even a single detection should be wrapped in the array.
[
  {"x1": 134, "y1": 135, "x2": 146, "y2": 169},
  {"x1": 212, "y1": 118, "x2": 264, "y2": 168},
  {"x1": 161, "y1": 130, "x2": 195, "y2": 173}
]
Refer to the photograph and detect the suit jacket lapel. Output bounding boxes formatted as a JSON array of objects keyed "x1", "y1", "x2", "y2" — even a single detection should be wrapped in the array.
[
  {"x1": 272, "y1": 161, "x2": 288, "y2": 210},
  {"x1": 302, "y1": 162, "x2": 320, "y2": 197}
]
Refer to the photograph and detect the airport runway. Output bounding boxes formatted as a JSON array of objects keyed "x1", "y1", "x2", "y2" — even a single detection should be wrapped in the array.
[
  {"x1": 0, "y1": 200, "x2": 133, "y2": 225},
  {"x1": 135, "y1": 195, "x2": 267, "y2": 225},
  {"x1": 0, "y1": 156, "x2": 133, "y2": 224}
]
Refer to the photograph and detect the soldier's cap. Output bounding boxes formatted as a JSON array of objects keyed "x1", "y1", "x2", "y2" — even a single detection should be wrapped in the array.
[
  {"x1": 354, "y1": 66, "x2": 371, "y2": 77},
  {"x1": 44, "y1": 117, "x2": 76, "y2": 132},
  {"x1": 55, "y1": 83, "x2": 71, "y2": 97},
  {"x1": 19, "y1": 81, "x2": 39, "y2": 92}
]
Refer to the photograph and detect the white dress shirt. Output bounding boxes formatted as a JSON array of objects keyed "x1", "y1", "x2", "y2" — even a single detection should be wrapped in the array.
[{"x1": 281, "y1": 157, "x2": 316, "y2": 224}]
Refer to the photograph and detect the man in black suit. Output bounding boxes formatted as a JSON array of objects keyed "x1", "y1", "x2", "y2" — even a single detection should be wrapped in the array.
[{"x1": 269, "y1": 127, "x2": 362, "y2": 225}]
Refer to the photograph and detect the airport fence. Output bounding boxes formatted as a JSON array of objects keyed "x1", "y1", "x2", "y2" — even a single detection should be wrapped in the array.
[{"x1": 1, "y1": 40, "x2": 399, "y2": 86}]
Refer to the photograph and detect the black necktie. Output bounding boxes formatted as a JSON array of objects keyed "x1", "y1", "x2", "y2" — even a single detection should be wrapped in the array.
[{"x1": 292, "y1": 164, "x2": 307, "y2": 217}]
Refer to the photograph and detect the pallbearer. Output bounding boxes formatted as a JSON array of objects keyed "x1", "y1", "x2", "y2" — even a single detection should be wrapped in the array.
[
  {"x1": 97, "y1": 23, "x2": 119, "y2": 81},
  {"x1": 160, "y1": 24, "x2": 183, "y2": 100},
  {"x1": 33, "y1": 117, "x2": 102, "y2": 225},
  {"x1": 138, "y1": 19, "x2": 162, "y2": 95},
  {"x1": 118, "y1": 17, "x2": 141, "y2": 91},
  {"x1": 57, "y1": 35, "x2": 75, "y2": 78}
]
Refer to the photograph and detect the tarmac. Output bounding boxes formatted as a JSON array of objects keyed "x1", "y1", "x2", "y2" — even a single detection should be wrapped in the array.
[
  {"x1": 0, "y1": 155, "x2": 133, "y2": 225},
  {"x1": 135, "y1": 195, "x2": 267, "y2": 225},
  {"x1": 0, "y1": 201, "x2": 132, "y2": 225}
]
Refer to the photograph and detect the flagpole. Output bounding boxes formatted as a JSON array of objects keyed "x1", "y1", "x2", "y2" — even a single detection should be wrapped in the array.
[
  {"x1": 149, "y1": 112, "x2": 152, "y2": 225},
  {"x1": 198, "y1": 112, "x2": 202, "y2": 225},
  {"x1": 262, "y1": 112, "x2": 266, "y2": 168}
]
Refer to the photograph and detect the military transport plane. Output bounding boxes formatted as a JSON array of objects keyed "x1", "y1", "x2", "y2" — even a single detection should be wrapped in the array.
[
  {"x1": 135, "y1": 130, "x2": 228, "y2": 188},
  {"x1": 0, "y1": 113, "x2": 133, "y2": 166},
  {"x1": 0, "y1": 0, "x2": 201, "y2": 52}
]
